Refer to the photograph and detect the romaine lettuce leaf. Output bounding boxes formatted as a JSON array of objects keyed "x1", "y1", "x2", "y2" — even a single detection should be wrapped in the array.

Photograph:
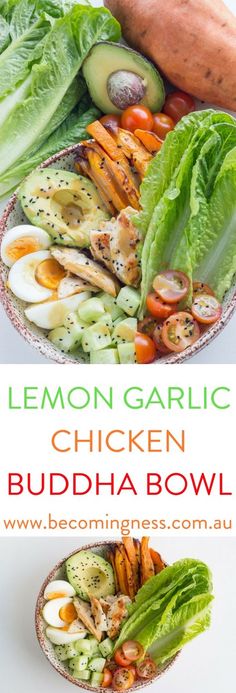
[{"x1": 0, "y1": 14, "x2": 10, "y2": 53}]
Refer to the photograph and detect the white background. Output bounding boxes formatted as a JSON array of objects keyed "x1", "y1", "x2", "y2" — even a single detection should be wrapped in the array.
[
  {"x1": 0, "y1": 0, "x2": 236, "y2": 364},
  {"x1": 1, "y1": 536, "x2": 236, "y2": 693}
]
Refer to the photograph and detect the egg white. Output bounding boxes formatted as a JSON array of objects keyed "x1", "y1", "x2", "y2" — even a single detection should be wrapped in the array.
[
  {"x1": 42, "y1": 597, "x2": 74, "y2": 628},
  {"x1": 8, "y1": 250, "x2": 54, "y2": 303},
  {"x1": 25, "y1": 291, "x2": 91, "y2": 329},
  {"x1": 46, "y1": 627, "x2": 87, "y2": 645},
  {"x1": 44, "y1": 579, "x2": 76, "y2": 600},
  {"x1": 1, "y1": 225, "x2": 51, "y2": 267}
]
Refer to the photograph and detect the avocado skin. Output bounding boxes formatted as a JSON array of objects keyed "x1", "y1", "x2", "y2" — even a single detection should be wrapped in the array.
[
  {"x1": 66, "y1": 550, "x2": 115, "y2": 602},
  {"x1": 83, "y1": 42, "x2": 165, "y2": 114},
  {"x1": 19, "y1": 168, "x2": 109, "y2": 248}
]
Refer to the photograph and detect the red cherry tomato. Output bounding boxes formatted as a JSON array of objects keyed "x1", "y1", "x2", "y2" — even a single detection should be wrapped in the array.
[
  {"x1": 135, "y1": 332, "x2": 157, "y2": 364},
  {"x1": 153, "y1": 323, "x2": 170, "y2": 354},
  {"x1": 193, "y1": 282, "x2": 215, "y2": 297},
  {"x1": 126, "y1": 665, "x2": 137, "y2": 680},
  {"x1": 164, "y1": 91, "x2": 195, "y2": 123},
  {"x1": 136, "y1": 658, "x2": 157, "y2": 680},
  {"x1": 191, "y1": 294, "x2": 222, "y2": 325},
  {"x1": 153, "y1": 270, "x2": 190, "y2": 304},
  {"x1": 100, "y1": 114, "x2": 121, "y2": 130},
  {"x1": 146, "y1": 293, "x2": 178, "y2": 319},
  {"x1": 122, "y1": 641, "x2": 144, "y2": 662},
  {"x1": 138, "y1": 316, "x2": 157, "y2": 337},
  {"x1": 121, "y1": 105, "x2": 154, "y2": 133},
  {"x1": 113, "y1": 667, "x2": 135, "y2": 691},
  {"x1": 102, "y1": 668, "x2": 113, "y2": 687},
  {"x1": 162, "y1": 312, "x2": 200, "y2": 353},
  {"x1": 114, "y1": 648, "x2": 133, "y2": 668},
  {"x1": 153, "y1": 112, "x2": 175, "y2": 139}
]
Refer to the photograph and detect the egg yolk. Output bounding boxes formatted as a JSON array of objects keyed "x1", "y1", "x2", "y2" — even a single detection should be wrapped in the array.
[
  {"x1": 59, "y1": 603, "x2": 77, "y2": 624},
  {"x1": 46, "y1": 591, "x2": 68, "y2": 600},
  {"x1": 6, "y1": 237, "x2": 41, "y2": 262},
  {"x1": 35, "y1": 258, "x2": 66, "y2": 290}
]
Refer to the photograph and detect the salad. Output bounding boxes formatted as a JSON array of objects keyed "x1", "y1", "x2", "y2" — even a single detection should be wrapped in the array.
[
  {"x1": 0, "y1": 1, "x2": 236, "y2": 364},
  {"x1": 38, "y1": 537, "x2": 214, "y2": 690}
]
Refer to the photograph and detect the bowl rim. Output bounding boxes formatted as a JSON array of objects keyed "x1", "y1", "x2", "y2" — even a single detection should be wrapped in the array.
[
  {"x1": 35, "y1": 539, "x2": 179, "y2": 691},
  {"x1": 1, "y1": 143, "x2": 236, "y2": 365}
]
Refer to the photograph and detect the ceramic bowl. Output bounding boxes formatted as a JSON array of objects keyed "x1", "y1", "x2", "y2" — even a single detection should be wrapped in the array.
[
  {"x1": 1, "y1": 145, "x2": 235, "y2": 364},
  {"x1": 35, "y1": 540, "x2": 177, "y2": 690}
]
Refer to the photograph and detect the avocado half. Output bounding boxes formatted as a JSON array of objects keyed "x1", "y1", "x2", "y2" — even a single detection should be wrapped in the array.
[
  {"x1": 66, "y1": 550, "x2": 115, "y2": 602},
  {"x1": 83, "y1": 42, "x2": 165, "y2": 114}
]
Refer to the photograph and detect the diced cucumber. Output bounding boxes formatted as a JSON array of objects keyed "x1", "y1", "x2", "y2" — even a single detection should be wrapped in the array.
[
  {"x1": 54, "y1": 645, "x2": 69, "y2": 662},
  {"x1": 90, "y1": 672, "x2": 104, "y2": 687},
  {"x1": 78, "y1": 297, "x2": 105, "y2": 323},
  {"x1": 117, "y1": 286, "x2": 140, "y2": 316},
  {"x1": 118, "y1": 342, "x2": 136, "y2": 364},
  {"x1": 99, "y1": 637, "x2": 114, "y2": 658},
  {"x1": 82, "y1": 323, "x2": 112, "y2": 352},
  {"x1": 112, "y1": 318, "x2": 137, "y2": 344},
  {"x1": 90, "y1": 348, "x2": 119, "y2": 364},
  {"x1": 88, "y1": 657, "x2": 106, "y2": 673},
  {"x1": 87, "y1": 636, "x2": 101, "y2": 655},
  {"x1": 69, "y1": 655, "x2": 89, "y2": 672},
  {"x1": 99, "y1": 292, "x2": 124, "y2": 321},
  {"x1": 113, "y1": 313, "x2": 126, "y2": 327},
  {"x1": 98, "y1": 312, "x2": 113, "y2": 330},
  {"x1": 73, "y1": 670, "x2": 91, "y2": 681},
  {"x1": 75, "y1": 639, "x2": 92, "y2": 656},
  {"x1": 48, "y1": 326, "x2": 76, "y2": 353}
]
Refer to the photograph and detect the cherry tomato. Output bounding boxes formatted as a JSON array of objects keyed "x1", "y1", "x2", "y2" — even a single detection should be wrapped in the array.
[
  {"x1": 191, "y1": 294, "x2": 222, "y2": 325},
  {"x1": 138, "y1": 316, "x2": 157, "y2": 337},
  {"x1": 113, "y1": 667, "x2": 135, "y2": 691},
  {"x1": 121, "y1": 105, "x2": 154, "y2": 133},
  {"x1": 146, "y1": 293, "x2": 178, "y2": 319},
  {"x1": 193, "y1": 282, "x2": 215, "y2": 297},
  {"x1": 162, "y1": 311, "x2": 200, "y2": 353},
  {"x1": 153, "y1": 112, "x2": 175, "y2": 139},
  {"x1": 135, "y1": 332, "x2": 157, "y2": 364},
  {"x1": 153, "y1": 270, "x2": 190, "y2": 304},
  {"x1": 122, "y1": 641, "x2": 144, "y2": 663},
  {"x1": 103, "y1": 668, "x2": 113, "y2": 688},
  {"x1": 114, "y1": 648, "x2": 133, "y2": 668},
  {"x1": 126, "y1": 665, "x2": 137, "y2": 680},
  {"x1": 153, "y1": 323, "x2": 170, "y2": 354},
  {"x1": 136, "y1": 658, "x2": 157, "y2": 680},
  {"x1": 100, "y1": 114, "x2": 121, "y2": 130},
  {"x1": 164, "y1": 91, "x2": 195, "y2": 123}
]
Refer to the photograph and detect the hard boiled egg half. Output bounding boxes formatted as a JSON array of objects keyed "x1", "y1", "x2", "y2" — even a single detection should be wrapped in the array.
[
  {"x1": 1, "y1": 225, "x2": 51, "y2": 268},
  {"x1": 8, "y1": 250, "x2": 66, "y2": 303},
  {"x1": 46, "y1": 627, "x2": 87, "y2": 645},
  {"x1": 44, "y1": 579, "x2": 76, "y2": 600},
  {"x1": 25, "y1": 291, "x2": 91, "y2": 329},
  {"x1": 42, "y1": 597, "x2": 78, "y2": 628}
]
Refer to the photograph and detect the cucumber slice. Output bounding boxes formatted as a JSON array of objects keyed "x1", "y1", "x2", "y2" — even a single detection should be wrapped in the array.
[
  {"x1": 69, "y1": 655, "x2": 89, "y2": 672},
  {"x1": 118, "y1": 342, "x2": 136, "y2": 364},
  {"x1": 88, "y1": 657, "x2": 106, "y2": 673},
  {"x1": 48, "y1": 326, "x2": 76, "y2": 353},
  {"x1": 75, "y1": 639, "x2": 92, "y2": 656},
  {"x1": 99, "y1": 292, "x2": 124, "y2": 320},
  {"x1": 90, "y1": 672, "x2": 104, "y2": 687},
  {"x1": 78, "y1": 297, "x2": 105, "y2": 323},
  {"x1": 117, "y1": 286, "x2": 140, "y2": 316},
  {"x1": 73, "y1": 670, "x2": 91, "y2": 681},
  {"x1": 90, "y1": 348, "x2": 119, "y2": 364},
  {"x1": 82, "y1": 322, "x2": 112, "y2": 352},
  {"x1": 54, "y1": 645, "x2": 69, "y2": 662},
  {"x1": 113, "y1": 313, "x2": 126, "y2": 327},
  {"x1": 64, "y1": 313, "x2": 88, "y2": 348},
  {"x1": 112, "y1": 318, "x2": 137, "y2": 344},
  {"x1": 98, "y1": 312, "x2": 113, "y2": 330},
  {"x1": 87, "y1": 636, "x2": 101, "y2": 655},
  {"x1": 99, "y1": 637, "x2": 114, "y2": 658}
]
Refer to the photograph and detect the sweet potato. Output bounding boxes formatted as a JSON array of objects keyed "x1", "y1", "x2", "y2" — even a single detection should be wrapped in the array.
[
  {"x1": 140, "y1": 537, "x2": 155, "y2": 585},
  {"x1": 123, "y1": 537, "x2": 140, "y2": 594},
  {"x1": 114, "y1": 545, "x2": 130, "y2": 595},
  {"x1": 104, "y1": 0, "x2": 236, "y2": 111},
  {"x1": 150, "y1": 548, "x2": 165, "y2": 574}
]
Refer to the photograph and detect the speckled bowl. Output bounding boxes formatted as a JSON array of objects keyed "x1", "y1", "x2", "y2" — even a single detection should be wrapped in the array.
[
  {"x1": 35, "y1": 540, "x2": 178, "y2": 690},
  {"x1": 1, "y1": 145, "x2": 235, "y2": 364}
]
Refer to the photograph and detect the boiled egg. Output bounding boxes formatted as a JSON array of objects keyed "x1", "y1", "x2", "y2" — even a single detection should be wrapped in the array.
[
  {"x1": 1, "y1": 225, "x2": 51, "y2": 268},
  {"x1": 42, "y1": 597, "x2": 78, "y2": 628},
  {"x1": 46, "y1": 627, "x2": 87, "y2": 645},
  {"x1": 8, "y1": 250, "x2": 54, "y2": 303},
  {"x1": 44, "y1": 579, "x2": 76, "y2": 600},
  {"x1": 25, "y1": 291, "x2": 91, "y2": 329}
]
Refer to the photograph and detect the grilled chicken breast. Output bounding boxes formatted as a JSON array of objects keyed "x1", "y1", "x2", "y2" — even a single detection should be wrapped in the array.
[
  {"x1": 51, "y1": 246, "x2": 120, "y2": 297},
  {"x1": 90, "y1": 207, "x2": 141, "y2": 287},
  {"x1": 74, "y1": 597, "x2": 102, "y2": 642},
  {"x1": 58, "y1": 273, "x2": 99, "y2": 299}
]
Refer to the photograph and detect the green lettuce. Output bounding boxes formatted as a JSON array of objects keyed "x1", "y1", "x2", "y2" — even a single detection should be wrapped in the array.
[
  {"x1": 0, "y1": 15, "x2": 10, "y2": 53},
  {"x1": 115, "y1": 559, "x2": 213, "y2": 666},
  {"x1": 0, "y1": 4, "x2": 120, "y2": 177}
]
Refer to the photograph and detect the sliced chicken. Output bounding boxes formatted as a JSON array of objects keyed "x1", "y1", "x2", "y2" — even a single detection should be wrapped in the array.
[
  {"x1": 58, "y1": 273, "x2": 99, "y2": 299},
  {"x1": 90, "y1": 595, "x2": 108, "y2": 633},
  {"x1": 106, "y1": 595, "x2": 131, "y2": 639},
  {"x1": 74, "y1": 597, "x2": 102, "y2": 642},
  {"x1": 51, "y1": 246, "x2": 120, "y2": 297},
  {"x1": 68, "y1": 618, "x2": 88, "y2": 634},
  {"x1": 90, "y1": 207, "x2": 141, "y2": 287}
]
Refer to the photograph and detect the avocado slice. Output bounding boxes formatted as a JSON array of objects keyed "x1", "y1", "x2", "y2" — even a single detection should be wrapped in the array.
[
  {"x1": 19, "y1": 168, "x2": 110, "y2": 248},
  {"x1": 83, "y1": 42, "x2": 165, "y2": 114},
  {"x1": 66, "y1": 550, "x2": 115, "y2": 602}
]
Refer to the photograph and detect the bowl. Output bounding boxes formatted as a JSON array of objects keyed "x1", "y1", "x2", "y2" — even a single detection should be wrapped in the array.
[
  {"x1": 35, "y1": 540, "x2": 178, "y2": 690},
  {"x1": 1, "y1": 145, "x2": 235, "y2": 364}
]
